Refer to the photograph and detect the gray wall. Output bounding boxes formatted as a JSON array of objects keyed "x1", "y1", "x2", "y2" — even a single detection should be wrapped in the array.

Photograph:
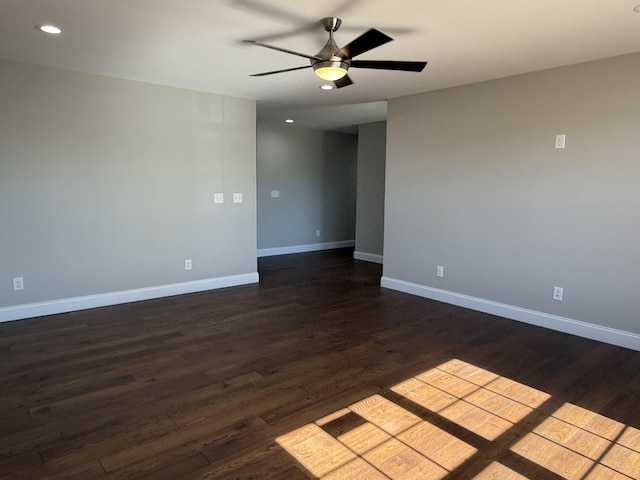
[
  {"x1": 257, "y1": 123, "x2": 357, "y2": 253},
  {"x1": 355, "y1": 121, "x2": 386, "y2": 262},
  {"x1": 383, "y1": 53, "x2": 640, "y2": 345},
  {"x1": 0, "y1": 60, "x2": 257, "y2": 316}
]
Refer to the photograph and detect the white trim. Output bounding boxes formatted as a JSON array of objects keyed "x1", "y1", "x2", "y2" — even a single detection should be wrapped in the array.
[
  {"x1": 354, "y1": 251, "x2": 384, "y2": 264},
  {"x1": 0, "y1": 273, "x2": 259, "y2": 324},
  {"x1": 380, "y1": 276, "x2": 640, "y2": 352},
  {"x1": 257, "y1": 240, "x2": 355, "y2": 257}
]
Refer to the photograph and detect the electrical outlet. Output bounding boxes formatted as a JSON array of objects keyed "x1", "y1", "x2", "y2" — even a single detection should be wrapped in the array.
[
  {"x1": 213, "y1": 193, "x2": 224, "y2": 204},
  {"x1": 553, "y1": 286, "x2": 563, "y2": 301},
  {"x1": 436, "y1": 266, "x2": 444, "y2": 278},
  {"x1": 185, "y1": 259, "x2": 192, "y2": 271},
  {"x1": 315, "y1": 230, "x2": 321, "y2": 238},
  {"x1": 13, "y1": 277, "x2": 24, "y2": 291}
]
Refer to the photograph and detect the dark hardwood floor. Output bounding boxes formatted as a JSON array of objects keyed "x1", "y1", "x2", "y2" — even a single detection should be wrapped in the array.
[{"x1": 1, "y1": 248, "x2": 639, "y2": 479}]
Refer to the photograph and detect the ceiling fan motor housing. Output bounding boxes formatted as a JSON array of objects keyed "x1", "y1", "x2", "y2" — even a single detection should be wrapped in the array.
[{"x1": 312, "y1": 18, "x2": 350, "y2": 80}]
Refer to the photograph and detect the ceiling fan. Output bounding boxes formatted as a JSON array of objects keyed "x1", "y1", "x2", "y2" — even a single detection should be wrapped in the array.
[{"x1": 244, "y1": 17, "x2": 427, "y2": 88}]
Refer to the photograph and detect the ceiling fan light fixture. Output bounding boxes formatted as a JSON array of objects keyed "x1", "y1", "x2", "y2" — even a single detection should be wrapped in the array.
[{"x1": 313, "y1": 60, "x2": 349, "y2": 81}]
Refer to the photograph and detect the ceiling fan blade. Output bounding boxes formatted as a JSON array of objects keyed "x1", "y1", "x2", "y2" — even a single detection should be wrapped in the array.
[
  {"x1": 245, "y1": 24, "x2": 318, "y2": 43},
  {"x1": 243, "y1": 40, "x2": 319, "y2": 60},
  {"x1": 334, "y1": 75, "x2": 354, "y2": 88},
  {"x1": 250, "y1": 65, "x2": 312, "y2": 77},
  {"x1": 336, "y1": 29, "x2": 393, "y2": 59},
  {"x1": 351, "y1": 60, "x2": 427, "y2": 72},
  {"x1": 236, "y1": 0, "x2": 312, "y2": 25}
]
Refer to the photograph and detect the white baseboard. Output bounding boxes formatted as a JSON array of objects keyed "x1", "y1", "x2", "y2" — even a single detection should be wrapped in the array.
[
  {"x1": 0, "y1": 273, "x2": 260, "y2": 324},
  {"x1": 257, "y1": 240, "x2": 355, "y2": 258},
  {"x1": 381, "y1": 276, "x2": 640, "y2": 352},
  {"x1": 354, "y1": 251, "x2": 384, "y2": 264}
]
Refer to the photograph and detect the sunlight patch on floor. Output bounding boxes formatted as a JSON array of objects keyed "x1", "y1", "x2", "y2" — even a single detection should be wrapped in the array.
[
  {"x1": 512, "y1": 403, "x2": 640, "y2": 480},
  {"x1": 276, "y1": 359, "x2": 640, "y2": 479},
  {"x1": 277, "y1": 423, "x2": 356, "y2": 477},
  {"x1": 394, "y1": 359, "x2": 549, "y2": 441}
]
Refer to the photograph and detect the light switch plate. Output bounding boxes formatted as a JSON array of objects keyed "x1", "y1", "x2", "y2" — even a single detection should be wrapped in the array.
[
  {"x1": 233, "y1": 193, "x2": 242, "y2": 203},
  {"x1": 214, "y1": 193, "x2": 224, "y2": 204}
]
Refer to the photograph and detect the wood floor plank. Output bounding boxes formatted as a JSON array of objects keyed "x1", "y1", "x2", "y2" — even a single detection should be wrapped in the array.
[
  {"x1": 39, "y1": 416, "x2": 179, "y2": 471},
  {"x1": 130, "y1": 453, "x2": 210, "y2": 480}
]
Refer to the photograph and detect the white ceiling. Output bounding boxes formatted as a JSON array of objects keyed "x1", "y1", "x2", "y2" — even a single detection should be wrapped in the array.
[{"x1": 1, "y1": 0, "x2": 639, "y2": 131}]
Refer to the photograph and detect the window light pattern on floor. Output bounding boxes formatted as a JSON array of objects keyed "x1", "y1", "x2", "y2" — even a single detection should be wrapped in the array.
[
  {"x1": 276, "y1": 359, "x2": 640, "y2": 479},
  {"x1": 512, "y1": 403, "x2": 640, "y2": 479}
]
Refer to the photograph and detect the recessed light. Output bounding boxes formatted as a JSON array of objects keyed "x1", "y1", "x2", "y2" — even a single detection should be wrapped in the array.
[
  {"x1": 320, "y1": 85, "x2": 334, "y2": 91},
  {"x1": 36, "y1": 24, "x2": 62, "y2": 34},
  {"x1": 285, "y1": 119, "x2": 294, "y2": 124}
]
